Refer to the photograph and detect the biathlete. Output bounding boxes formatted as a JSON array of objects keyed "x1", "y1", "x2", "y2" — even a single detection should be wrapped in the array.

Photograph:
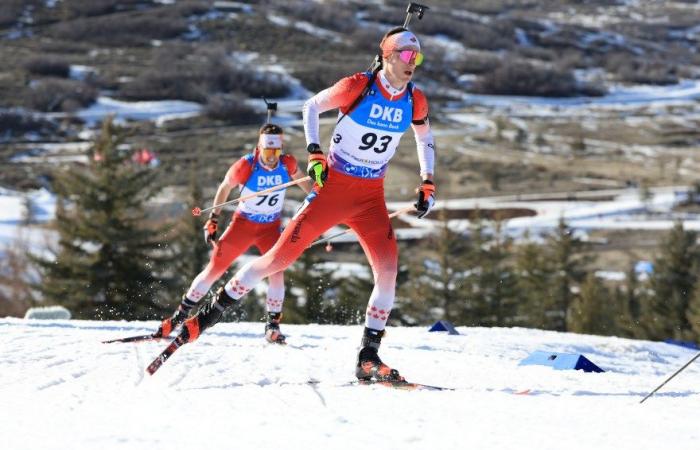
[
  {"x1": 153, "y1": 123, "x2": 310, "y2": 344},
  {"x1": 171, "y1": 27, "x2": 436, "y2": 380}
]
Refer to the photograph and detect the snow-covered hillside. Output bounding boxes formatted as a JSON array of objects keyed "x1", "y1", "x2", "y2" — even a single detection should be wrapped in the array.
[{"x1": 1, "y1": 318, "x2": 698, "y2": 450}]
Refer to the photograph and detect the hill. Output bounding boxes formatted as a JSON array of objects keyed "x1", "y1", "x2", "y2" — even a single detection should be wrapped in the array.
[{"x1": 2, "y1": 317, "x2": 699, "y2": 450}]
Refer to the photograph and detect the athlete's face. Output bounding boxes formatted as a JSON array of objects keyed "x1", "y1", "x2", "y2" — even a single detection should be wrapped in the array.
[
  {"x1": 260, "y1": 147, "x2": 281, "y2": 169},
  {"x1": 386, "y1": 45, "x2": 421, "y2": 87}
]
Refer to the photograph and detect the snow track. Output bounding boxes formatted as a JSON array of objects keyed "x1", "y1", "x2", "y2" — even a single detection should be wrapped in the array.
[{"x1": 1, "y1": 318, "x2": 699, "y2": 450}]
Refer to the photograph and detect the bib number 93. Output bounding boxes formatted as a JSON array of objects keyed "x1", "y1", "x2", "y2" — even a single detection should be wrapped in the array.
[{"x1": 358, "y1": 133, "x2": 392, "y2": 153}]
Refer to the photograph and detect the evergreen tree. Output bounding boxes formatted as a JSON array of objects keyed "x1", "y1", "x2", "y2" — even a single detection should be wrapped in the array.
[
  {"x1": 568, "y1": 273, "x2": 616, "y2": 336},
  {"x1": 615, "y1": 262, "x2": 645, "y2": 338},
  {"x1": 513, "y1": 233, "x2": 553, "y2": 328},
  {"x1": 284, "y1": 246, "x2": 339, "y2": 324},
  {"x1": 641, "y1": 221, "x2": 699, "y2": 340},
  {"x1": 398, "y1": 209, "x2": 470, "y2": 325},
  {"x1": 166, "y1": 167, "x2": 211, "y2": 299},
  {"x1": 685, "y1": 277, "x2": 700, "y2": 343},
  {"x1": 461, "y1": 219, "x2": 517, "y2": 327},
  {"x1": 331, "y1": 271, "x2": 373, "y2": 325},
  {"x1": 33, "y1": 118, "x2": 172, "y2": 320},
  {"x1": 546, "y1": 218, "x2": 588, "y2": 331}
]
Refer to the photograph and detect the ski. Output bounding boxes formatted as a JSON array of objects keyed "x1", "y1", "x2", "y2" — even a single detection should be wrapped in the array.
[
  {"x1": 357, "y1": 379, "x2": 452, "y2": 391},
  {"x1": 102, "y1": 333, "x2": 162, "y2": 344},
  {"x1": 307, "y1": 379, "x2": 453, "y2": 391},
  {"x1": 146, "y1": 336, "x2": 186, "y2": 375}
]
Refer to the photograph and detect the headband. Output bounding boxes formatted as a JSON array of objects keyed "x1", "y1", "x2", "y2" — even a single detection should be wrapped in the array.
[
  {"x1": 380, "y1": 30, "x2": 421, "y2": 57},
  {"x1": 259, "y1": 133, "x2": 283, "y2": 149}
]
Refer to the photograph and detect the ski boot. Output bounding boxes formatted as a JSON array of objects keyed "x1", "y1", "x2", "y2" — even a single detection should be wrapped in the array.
[
  {"x1": 264, "y1": 312, "x2": 286, "y2": 345},
  {"x1": 355, "y1": 327, "x2": 405, "y2": 382},
  {"x1": 176, "y1": 287, "x2": 236, "y2": 344},
  {"x1": 153, "y1": 295, "x2": 195, "y2": 338}
]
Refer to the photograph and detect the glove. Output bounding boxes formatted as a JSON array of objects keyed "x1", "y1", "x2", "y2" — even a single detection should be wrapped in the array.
[
  {"x1": 306, "y1": 144, "x2": 328, "y2": 187},
  {"x1": 203, "y1": 212, "x2": 219, "y2": 245},
  {"x1": 414, "y1": 180, "x2": 436, "y2": 219}
]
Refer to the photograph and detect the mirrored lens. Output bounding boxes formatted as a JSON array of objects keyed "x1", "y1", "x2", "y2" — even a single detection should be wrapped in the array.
[{"x1": 398, "y1": 50, "x2": 423, "y2": 66}]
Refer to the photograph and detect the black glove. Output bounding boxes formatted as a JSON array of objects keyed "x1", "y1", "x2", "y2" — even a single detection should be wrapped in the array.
[
  {"x1": 414, "y1": 180, "x2": 436, "y2": 219},
  {"x1": 203, "y1": 212, "x2": 219, "y2": 245}
]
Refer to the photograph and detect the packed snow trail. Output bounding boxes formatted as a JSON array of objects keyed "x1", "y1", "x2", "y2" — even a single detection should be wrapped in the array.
[{"x1": 1, "y1": 318, "x2": 698, "y2": 450}]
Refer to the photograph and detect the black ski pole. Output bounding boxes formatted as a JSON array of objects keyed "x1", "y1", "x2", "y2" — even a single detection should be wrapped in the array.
[{"x1": 639, "y1": 351, "x2": 700, "y2": 404}]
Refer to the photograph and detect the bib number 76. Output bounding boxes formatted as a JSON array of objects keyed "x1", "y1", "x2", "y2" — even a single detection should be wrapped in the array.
[
  {"x1": 255, "y1": 193, "x2": 280, "y2": 206},
  {"x1": 358, "y1": 133, "x2": 392, "y2": 153}
]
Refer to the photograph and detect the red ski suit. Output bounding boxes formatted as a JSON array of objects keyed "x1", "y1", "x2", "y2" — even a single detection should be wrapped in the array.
[
  {"x1": 224, "y1": 71, "x2": 433, "y2": 330},
  {"x1": 186, "y1": 153, "x2": 298, "y2": 313}
]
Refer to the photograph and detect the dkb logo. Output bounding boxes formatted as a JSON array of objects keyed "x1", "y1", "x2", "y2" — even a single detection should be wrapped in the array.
[{"x1": 369, "y1": 104, "x2": 403, "y2": 123}]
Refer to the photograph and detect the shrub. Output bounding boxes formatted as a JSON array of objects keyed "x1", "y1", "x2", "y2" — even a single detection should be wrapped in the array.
[
  {"x1": 204, "y1": 94, "x2": 261, "y2": 124},
  {"x1": 24, "y1": 57, "x2": 70, "y2": 78},
  {"x1": 27, "y1": 79, "x2": 97, "y2": 112},
  {"x1": 604, "y1": 52, "x2": 678, "y2": 85},
  {"x1": 0, "y1": 0, "x2": 26, "y2": 28},
  {"x1": 278, "y1": 1, "x2": 357, "y2": 33},
  {"x1": 46, "y1": 12, "x2": 189, "y2": 47},
  {"x1": 120, "y1": 49, "x2": 290, "y2": 102},
  {"x1": 0, "y1": 111, "x2": 59, "y2": 138},
  {"x1": 472, "y1": 60, "x2": 600, "y2": 97}
]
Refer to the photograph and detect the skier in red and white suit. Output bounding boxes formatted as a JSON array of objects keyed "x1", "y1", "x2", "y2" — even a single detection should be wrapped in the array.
[
  {"x1": 177, "y1": 28, "x2": 436, "y2": 381},
  {"x1": 154, "y1": 123, "x2": 310, "y2": 344}
]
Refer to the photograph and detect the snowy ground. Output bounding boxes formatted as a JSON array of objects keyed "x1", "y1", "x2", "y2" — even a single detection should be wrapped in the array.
[{"x1": 1, "y1": 318, "x2": 698, "y2": 450}]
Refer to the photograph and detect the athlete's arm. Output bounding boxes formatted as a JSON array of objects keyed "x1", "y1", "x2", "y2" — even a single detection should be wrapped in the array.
[
  {"x1": 210, "y1": 181, "x2": 233, "y2": 216},
  {"x1": 411, "y1": 88, "x2": 435, "y2": 180},
  {"x1": 302, "y1": 73, "x2": 368, "y2": 146},
  {"x1": 215, "y1": 157, "x2": 253, "y2": 214}
]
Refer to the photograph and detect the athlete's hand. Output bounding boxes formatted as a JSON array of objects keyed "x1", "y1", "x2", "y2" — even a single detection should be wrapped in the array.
[
  {"x1": 414, "y1": 180, "x2": 436, "y2": 219},
  {"x1": 306, "y1": 144, "x2": 328, "y2": 187},
  {"x1": 203, "y1": 212, "x2": 219, "y2": 245}
]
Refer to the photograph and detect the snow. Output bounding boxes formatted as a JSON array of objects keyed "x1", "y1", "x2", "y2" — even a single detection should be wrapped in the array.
[
  {"x1": 68, "y1": 65, "x2": 96, "y2": 81},
  {"x1": 0, "y1": 187, "x2": 56, "y2": 254},
  {"x1": 1, "y1": 318, "x2": 699, "y2": 450},
  {"x1": 73, "y1": 97, "x2": 202, "y2": 126}
]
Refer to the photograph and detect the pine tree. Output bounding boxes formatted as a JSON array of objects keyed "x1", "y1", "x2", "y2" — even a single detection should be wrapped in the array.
[
  {"x1": 166, "y1": 167, "x2": 211, "y2": 300},
  {"x1": 546, "y1": 218, "x2": 588, "y2": 331},
  {"x1": 685, "y1": 278, "x2": 700, "y2": 343},
  {"x1": 33, "y1": 118, "x2": 173, "y2": 320},
  {"x1": 641, "y1": 221, "x2": 699, "y2": 340},
  {"x1": 568, "y1": 273, "x2": 616, "y2": 336},
  {"x1": 398, "y1": 209, "x2": 470, "y2": 325},
  {"x1": 461, "y1": 219, "x2": 517, "y2": 327},
  {"x1": 513, "y1": 233, "x2": 553, "y2": 328},
  {"x1": 331, "y1": 271, "x2": 373, "y2": 325},
  {"x1": 615, "y1": 262, "x2": 645, "y2": 338},
  {"x1": 284, "y1": 246, "x2": 339, "y2": 324}
]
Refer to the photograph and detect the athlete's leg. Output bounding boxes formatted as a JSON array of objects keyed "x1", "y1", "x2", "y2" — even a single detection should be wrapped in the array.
[
  {"x1": 185, "y1": 216, "x2": 252, "y2": 302},
  {"x1": 347, "y1": 191, "x2": 404, "y2": 382},
  {"x1": 224, "y1": 187, "x2": 349, "y2": 300},
  {"x1": 346, "y1": 197, "x2": 398, "y2": 331},
  {"x1": 178, "y1": 173, "x2": 359, "y2": 343},
  {"x1": 254, "y1": 224, "x2": 285, "y2": 313},
  {"x1": 155, "y1": 216, "x2": 253, "y2": 337}
]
